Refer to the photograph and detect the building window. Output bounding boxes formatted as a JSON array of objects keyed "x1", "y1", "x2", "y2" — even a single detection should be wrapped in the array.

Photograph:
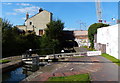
[
  {"x1": 39, "y1": 30, "x2": 43, "y2": 36},
  {"x1": 28, "y1": 30, "x2": 33, "y2": 33},
  {"x1": 30, "y1": 22, "x2": 32, "y2": 25}
]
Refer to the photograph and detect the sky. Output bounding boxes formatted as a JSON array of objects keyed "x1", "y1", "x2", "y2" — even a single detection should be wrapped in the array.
[{"x1": 1, "y1": 2, "x2": 118, "y2": 30}]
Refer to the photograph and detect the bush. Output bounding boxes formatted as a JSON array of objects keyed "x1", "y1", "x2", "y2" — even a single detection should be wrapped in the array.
[
  {"x1": 2, "y1": 18, "x2": 41, "y2": 57},
  {"x1": 88, "y1": 23, "x2": 109, "y2": 48}
]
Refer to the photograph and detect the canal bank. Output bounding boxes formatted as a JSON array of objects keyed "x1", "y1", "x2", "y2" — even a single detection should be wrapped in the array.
[
  {"x1": 2, "y1": 61, "x2": 42, "y2": 83},
  {"x1": 0, "y1": 56, "x2": 23, "y2": 73},
  {"x1": 1, "y1": 55, "x2": 47, "y2": 83},
  {"x1": 1, "y1": 52, "x2": 91, "y2": 82},
  {"x1": 1, "y1": 60, "x2": 23, "y2": 73}
]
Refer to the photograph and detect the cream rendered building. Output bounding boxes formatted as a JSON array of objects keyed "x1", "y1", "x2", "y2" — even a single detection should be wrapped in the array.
[{"x1": 16, "y1": 8, "x2": 52, "y2": 36}]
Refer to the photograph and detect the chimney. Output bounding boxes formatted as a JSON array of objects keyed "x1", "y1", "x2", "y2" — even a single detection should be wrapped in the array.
[
  {"x1": 26, "y1": 12, "x2": 29, "y2": 20},
  {"x1": 39, "y1": 8, "x2": 43, "y2": 13}
]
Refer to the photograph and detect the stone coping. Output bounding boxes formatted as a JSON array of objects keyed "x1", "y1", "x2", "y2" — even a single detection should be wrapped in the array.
[{"x1": 1, "y1": 60, "x2": 23, "y2": 73}]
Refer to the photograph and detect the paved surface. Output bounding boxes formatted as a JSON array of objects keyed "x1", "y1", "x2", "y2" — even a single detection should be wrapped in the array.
[
  {"x1": 1, "y1": 55, "x2": 22, "y2": 61},
  {"x1": 74, "y1": 47, "x2": 88, "y2": 52},
  {"x1": 23, "y1": 56, "x2": 102, "y2": 81},
  {"x1": 22, "y1": 56, "x2": 119, "y2": 82},
  {"x1": 90, "y1": 56, "x2": 119, "y2": 83}
]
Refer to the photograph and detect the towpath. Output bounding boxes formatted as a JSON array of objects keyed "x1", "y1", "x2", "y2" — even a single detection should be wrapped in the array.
[{"x1": 22, "y1": 56, "x2": 118, "y2": 82}]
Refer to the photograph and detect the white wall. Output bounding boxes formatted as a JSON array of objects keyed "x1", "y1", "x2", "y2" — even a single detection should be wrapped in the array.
[
  {"x1": 97, "y1": 24, "x2": 118, "y2": 59},
  {"x1": 75, "y1": 38, "x2": 90, "y2": 47}
]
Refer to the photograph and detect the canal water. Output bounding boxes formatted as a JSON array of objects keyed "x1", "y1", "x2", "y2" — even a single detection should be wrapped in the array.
[
  {"x1": 2, "y1": 64, "x2": 40, "y2": 83},
  {"x1": 2, "y1": 67, "x2": 26, "y2": 83}
]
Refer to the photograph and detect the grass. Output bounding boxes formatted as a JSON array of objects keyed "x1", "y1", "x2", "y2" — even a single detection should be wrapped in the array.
[
  {"x1": 101, "y1": 53, "x2": 120, "y2": 66},
  {"x1": 47, "y1": 74, "x2": 90, "y2": 83},
  {"x1": 0, "y1": 59, "x2": 11, "y2": 64},
  {"x1": 81, "y1": 46, "x2": 96, "y2": 51},
  {"x1": 87, "y1": 48, "x2": 96, "y2": 51}
]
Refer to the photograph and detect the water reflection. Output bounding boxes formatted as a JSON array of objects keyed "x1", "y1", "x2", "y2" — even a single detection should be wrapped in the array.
[
  {"x1": 2, "y1": 67, "x2": 26, "y2": 83},
  {"x1": 2, "y1": 64, "x2": 40, "y2": 83}
]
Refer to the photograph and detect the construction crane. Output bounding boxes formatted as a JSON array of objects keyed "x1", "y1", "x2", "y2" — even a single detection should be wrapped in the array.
[
  {"x1": 95, "y1": 0, "x2": 102, "y2": 23},
  {"x1": 95, "y1": 0, "x2": 118, "y2": 24}
]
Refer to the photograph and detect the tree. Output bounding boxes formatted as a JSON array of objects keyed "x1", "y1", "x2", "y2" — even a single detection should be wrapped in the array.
[
  {"x1": 88, "y1": 23, "x2": 109, "y2": 48},
  {"x1": 2, "y1": 19, "x2": 17, "y2": 57},
  {"x1": 46, "y1": 20, "x2": 64, "y2": 40},
  {"x1": 0, "y1": 18, "x2": 2, "y2": 56},
  {"x1": 40, "y1": 35, "x2": 60, "y2": 55},
  {"x1": 2, "y1": 18, "x2": 41, "y2": 57},
  {"x1": 40, "y1": 19, "x2": 65, "y2": 55}
]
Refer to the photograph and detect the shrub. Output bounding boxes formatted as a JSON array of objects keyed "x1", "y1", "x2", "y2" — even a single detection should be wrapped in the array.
[{"x1": 88, "y1": 23, "x2": 109, "y2": 48}]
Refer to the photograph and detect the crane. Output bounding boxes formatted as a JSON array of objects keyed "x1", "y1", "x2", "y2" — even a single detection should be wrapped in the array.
[
  {"x1": 95, "y1": 0, "x2": 118, "y2": 24},
  {"x1": 96, "y1": 0, "x2": 102, "y2": 23}
]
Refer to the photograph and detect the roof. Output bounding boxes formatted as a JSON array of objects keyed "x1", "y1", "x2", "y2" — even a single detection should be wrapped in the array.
[
  {"x1": 25, "y1": 10, "x2": 52, "y2": 22},
  {"x1": 16, "y1": 25, "x2": 25, "y2": 27},
  {"x1": 74, "y1": 30, "x2": 88, "y2": 36},
  {"x1": 97, "y1": 24, "x2": 118, "y2": 32}
]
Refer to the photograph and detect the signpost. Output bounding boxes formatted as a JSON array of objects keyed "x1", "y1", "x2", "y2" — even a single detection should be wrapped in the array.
[{"x1": 87, "y1": 51, "x2": 101, "y2": 56}]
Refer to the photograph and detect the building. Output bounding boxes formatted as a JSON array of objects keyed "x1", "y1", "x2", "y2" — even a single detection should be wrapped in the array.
[
  {"x1": 16, "y1": 8, "x2": 89, "y2": 47},
  {"x1": 95, "y1": 24, "x2": 119, "y2": 59},
  {"x1": 63, "y1": 30, "x2": 75, "y2": 40},
  {"x1": 63, "y1": 30, "x2": 90, "y2": 47},
  {"x1": 74, "y1": 30, "x2": 90, "y2": 47},
  {"x1": 16, "y1": 8, "x2": 52, "y2": 36}
]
